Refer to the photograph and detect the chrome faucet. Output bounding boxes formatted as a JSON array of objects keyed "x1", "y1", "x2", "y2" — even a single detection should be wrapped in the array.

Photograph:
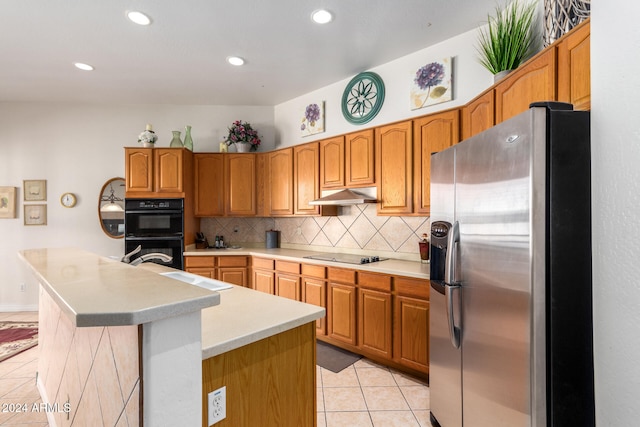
[{"x1": 122, "y1": 245, "x2": 173, "y2": 266}]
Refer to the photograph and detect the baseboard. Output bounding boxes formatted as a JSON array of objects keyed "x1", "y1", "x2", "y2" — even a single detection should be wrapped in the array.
[{"x1": 0, "y1": 304, "x2": 38, "y2": 312}]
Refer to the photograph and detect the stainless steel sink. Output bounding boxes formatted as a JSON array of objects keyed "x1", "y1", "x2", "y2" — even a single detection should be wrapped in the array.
[{"x1": 160, "y1": 271, "x2": 232, "y2": 291}]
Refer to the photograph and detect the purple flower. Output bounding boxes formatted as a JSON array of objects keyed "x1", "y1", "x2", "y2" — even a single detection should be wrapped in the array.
[
  {"x1": 305, "y1": 103, "x2": 321, "y2": 123},
  {"x1": 225, "y1": 120, "x2": 261, "y2": 149},
  {"x1": 414, "y1": 62, "x2": 445, "y2": 90}
]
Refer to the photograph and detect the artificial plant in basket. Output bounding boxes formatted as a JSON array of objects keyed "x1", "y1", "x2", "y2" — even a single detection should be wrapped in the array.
[{"x1": 476, "y1": 0, "x2": 538, "y2": 77}]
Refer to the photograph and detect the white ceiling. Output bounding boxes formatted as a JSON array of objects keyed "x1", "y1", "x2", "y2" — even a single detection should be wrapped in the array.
[{"x1": 0, "y1": 0, "x2": 499, "y2": 106}]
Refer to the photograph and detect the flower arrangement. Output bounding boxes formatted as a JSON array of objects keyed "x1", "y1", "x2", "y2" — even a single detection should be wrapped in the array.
[
  {"x1": 225, "y1": 120, "x2": 261, "y2": 151},
  {"x1": 138, "y1": 124, "x2": 157, "y2": 146}
]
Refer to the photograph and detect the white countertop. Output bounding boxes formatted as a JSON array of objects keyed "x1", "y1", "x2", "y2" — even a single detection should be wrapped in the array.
[
  {"x1": 184, "y1": 247, "x2": 430, "y2": 279},
  {"x1": 136, "y1": 262, "x2": 325, "y2": 359},
  {"x1": 18, "y1": 248, "x2": 220, "y2": 327}
]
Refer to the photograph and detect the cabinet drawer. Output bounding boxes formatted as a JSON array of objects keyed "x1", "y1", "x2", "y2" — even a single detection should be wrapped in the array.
[
  {"x1": 184, "y1": 256, "x2": 215, "y2": 268},
  {"x1": 358, "y1": 272, "x2": 391, "y2": 292},
  {"x1": 275, "y1": 260, "x2": 300, "y2": 274},
  {"x1": 395, "y1": 277, "x2": 429, "y2": 300},
  {"x1": 302, "y1": 264, "x2": 326, "y2": 279},
  {"x1": 328, "y1": 267, "x2": 356, "y2": 284},
  {"x1": 253, "y1": 257, "x2": 274, "y2": 270},
  {"x1": 218, "y1": 256, "x2": 248, "y2": 267}
]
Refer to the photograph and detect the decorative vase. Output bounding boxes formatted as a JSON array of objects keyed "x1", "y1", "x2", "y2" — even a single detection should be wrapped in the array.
[
  {"x1": 169, "y1": 131, "x2": 183, "y2": 148},
  {"x1": 183, "y1": 125, "x2": 194, "y2": 151},
  {"x1": 138, "y1": 123, "x2": 157, "y2": 147},
  {"x1": 236, "y1": 142, "x2": 251, "y2": 153}
]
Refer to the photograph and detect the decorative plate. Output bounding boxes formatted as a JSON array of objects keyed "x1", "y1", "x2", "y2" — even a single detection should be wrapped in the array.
[{"x1": 341, "y1": 71, "x2": 385, "y2": 125}]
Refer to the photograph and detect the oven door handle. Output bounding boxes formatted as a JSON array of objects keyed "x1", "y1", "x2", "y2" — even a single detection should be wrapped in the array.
[{"x1": 125, "y1": 209, "x2": 183, "y2": 215}]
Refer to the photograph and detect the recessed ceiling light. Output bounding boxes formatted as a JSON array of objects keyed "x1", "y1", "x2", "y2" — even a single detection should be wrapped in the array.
[
  {"x1": 227, "y1": 56, "x2": 245, "y2": 66},
  {"x1": 74, "y1": 62, "x2": 94, "y2": 71},
  {"x1": 127, "y1": 10, "x2": 152, "y2": 26},
  {"x1": 311, "y1": 9, "x2": 333, "y2": 24}
]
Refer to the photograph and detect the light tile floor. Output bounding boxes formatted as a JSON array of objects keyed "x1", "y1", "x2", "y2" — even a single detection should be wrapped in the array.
[
  {"x1": 1, "y1": 312, "x2": 432, "y2": 427},
  {"x1": 0, "y1": 311, "x2": 47, "y2": 426},
  {"x1": 317, "y1": 358, "x2": 432, "y2": 427}
]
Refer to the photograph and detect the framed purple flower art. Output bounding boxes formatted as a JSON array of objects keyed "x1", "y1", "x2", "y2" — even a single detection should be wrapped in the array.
[
  {"x1": 410, "y1": 57, "x2": 453, "y2": 110},
  {"x1": 300, "y1": 101, "x2": 325, "y2": 137}
]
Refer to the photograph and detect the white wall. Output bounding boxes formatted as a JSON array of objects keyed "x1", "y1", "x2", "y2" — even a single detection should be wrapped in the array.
[
  {"x1": 0, "y1": 103, "x2": 273, "y2": 310},
  {"x1": 592, "y1": 2, "x2": 640, "y2": 425},
  {"x1": 274, "y1": 27, "x2": 493, "y2": 147}
]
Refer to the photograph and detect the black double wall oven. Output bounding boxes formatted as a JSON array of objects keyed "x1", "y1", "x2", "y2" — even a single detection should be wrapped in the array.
[{"x1": 124, "y1": 198, "x2": 184, "y2": 270}]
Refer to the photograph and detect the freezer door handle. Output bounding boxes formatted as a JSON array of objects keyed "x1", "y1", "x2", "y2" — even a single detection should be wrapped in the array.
[
  {"x1": 445, "y1": 284, "x2": 461, "y2": 348},
  {"x1": 444, "y1": 221, "x2": 460, "y2": 285}
]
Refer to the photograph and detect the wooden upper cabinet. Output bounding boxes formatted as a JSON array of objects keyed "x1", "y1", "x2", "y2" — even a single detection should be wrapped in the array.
[
  {"x1": 461, "y1": 90, "x2": 494, "y2": 140},
  {"x1": 345, "y1": 129, "x2": 375, "y2": 187},
  {"x1": 294, "y1": 143, "x2": 320, "y2": 215},
  {"x1": 225, "y1": 154, "x2": 256, "y2": 216},
  {"x1": 154, "y1": 149, "x2": 184, "y2": 193},
  {"x1": 125, "y1": 148, "x2": 153, "y2": 193},
  {"x1": 125, "y1": 147, "x2": 189, "y2": 197},
  {"x1": 194, "y1": 154, "x2": 224, "y2": 216},
  {"x1": 413, "y1": 109, "x2": 459, "y2": 215},
  {"x1": 557, "y1": 20, "x2": 590, "y2": 111},
  {"x1": 320, "y1": 136, "x2": 345, "y2": 189},
  {"x1": 376, "y1": 120, "x2": 413, "y2": 215},
  {"x1": 494, "y1": 48, "x2": 557, "y2": 124},
  {"x1": 267, "y1": 147, "x2": 294, "y2": 216}
]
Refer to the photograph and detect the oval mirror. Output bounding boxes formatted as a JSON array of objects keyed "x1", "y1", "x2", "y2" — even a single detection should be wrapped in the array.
[{"x1": 99, "y1": 177, "x2": 125, "y2": 239}]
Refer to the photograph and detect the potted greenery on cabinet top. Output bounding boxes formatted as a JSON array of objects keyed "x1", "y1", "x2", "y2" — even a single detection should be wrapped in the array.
[{"x1": 476, "y1": 0, "x2": 538, "y2": 82}]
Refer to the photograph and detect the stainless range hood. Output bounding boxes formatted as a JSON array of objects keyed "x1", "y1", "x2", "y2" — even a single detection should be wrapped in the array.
[{"x1": 309, "y1": 188, "x2": 377, "y2": 206}]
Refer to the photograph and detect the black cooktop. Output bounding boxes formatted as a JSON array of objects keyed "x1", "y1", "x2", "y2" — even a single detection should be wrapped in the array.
[{"x1": 304, "y1": 253, "x2": 388, "y2": 265}]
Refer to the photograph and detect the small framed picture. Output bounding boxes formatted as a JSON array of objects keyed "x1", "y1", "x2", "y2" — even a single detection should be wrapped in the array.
[
  {"x1": 23, "y1": 180, "x2": 47, "y2": 201},
  {"x1": 0, "y1": 187, "x2": 17, "y2": 219},
  {"x1": 24, "y1": 204, "x2": 47, "y2": 226}
]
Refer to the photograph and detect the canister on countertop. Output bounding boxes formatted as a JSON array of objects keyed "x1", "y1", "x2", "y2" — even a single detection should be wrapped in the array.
[
  {"x1": 419, "y1": 233, "x2": 429, "y2": 263},
  {"x1": 266, "y1": 230, "x2": 280, "y2": 249}
]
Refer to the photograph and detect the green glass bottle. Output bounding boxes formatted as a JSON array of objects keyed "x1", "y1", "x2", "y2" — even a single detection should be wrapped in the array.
[{"x1": 183, "y1": 125, "x2": 194, "y2": 151}]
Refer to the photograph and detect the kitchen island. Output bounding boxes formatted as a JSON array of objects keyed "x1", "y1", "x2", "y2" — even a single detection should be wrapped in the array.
[{"x1": 19, "y1": 248, "x2": 324, "y2": 427}]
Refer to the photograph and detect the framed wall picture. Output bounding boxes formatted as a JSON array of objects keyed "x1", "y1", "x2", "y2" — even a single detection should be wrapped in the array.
[
  {"x1": 24, "y1": 204, "x2": 47, "y2": 226},
  {"x1": 410, "y1": 57, "x2": 453, "y2": 110},
  {"x1": 300, "y1": 101, "x2": 325, "y2": 136},
  {"x1": 23, "y1": 179, "x2": 47, "y2": 201},
  {"x1": 0, "y1": 187, "x2": 17, "y2": 219}
]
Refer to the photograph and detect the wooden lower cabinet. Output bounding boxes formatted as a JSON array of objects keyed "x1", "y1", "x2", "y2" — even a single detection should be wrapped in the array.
[
  {"x1": 185, "y1": 256, "x2": 216, "y2": 278},
  {"x1": 218, "y1": 268, "x2": 247, "y2": 287},
  {"x1": 358, "y1": 288, "x2": 392, "y2": 358},
  {"x1": 303, "y1": 277, "x2": 326, "y2": 334},
  {"x1": 327, "y1": 281, "x2": 357, "y2": 346},
  {"x1": 252, "y1": 268, "x2": 275, "y2": 294},
  {"x1": 276, "y1": 273, "x2": 301, "y2": 301},
  {"x1": 184, "y1": 255, "x2": 248, "y2": 287},
  {"x1": 301, "y1": 264, "x2": 327, "y2": 335},
  {"x1": 394, "y1": 278, "x2": 430, "y2": 374}
]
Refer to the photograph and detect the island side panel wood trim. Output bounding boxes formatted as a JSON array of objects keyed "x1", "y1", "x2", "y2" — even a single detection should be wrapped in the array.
[{"x1": 201, "y1": 322, "x2": 317, "y2": 427}]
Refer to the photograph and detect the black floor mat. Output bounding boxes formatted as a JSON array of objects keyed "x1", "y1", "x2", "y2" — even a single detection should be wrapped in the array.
[{"x1": 316, "y1": 341, "x2": 362, "y2": 373}]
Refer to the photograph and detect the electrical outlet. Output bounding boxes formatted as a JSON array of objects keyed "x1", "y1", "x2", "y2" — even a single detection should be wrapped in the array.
[
  {"x1": 19, "y1": 283, "x2": 26, "y2": 292},
  {"x1": 207, "y1": 386, "x2": 226, "y2": 425}
]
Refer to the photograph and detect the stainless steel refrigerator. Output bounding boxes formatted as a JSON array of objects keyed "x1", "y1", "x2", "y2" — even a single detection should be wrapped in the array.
[{"x1": 429, "y1": 102, "x2": 594, "y2": 427}]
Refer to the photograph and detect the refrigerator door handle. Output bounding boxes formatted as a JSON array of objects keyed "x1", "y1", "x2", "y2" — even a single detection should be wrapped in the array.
[
  {"x1": 445, "y1": 284, "x2": 461, "y2": 349},
  {"x1": 444, "y1": 221, "x2": 460, "y2": 285},
  {"x1": 444, "y1": 221, "x2": 461, "y2": 348}
]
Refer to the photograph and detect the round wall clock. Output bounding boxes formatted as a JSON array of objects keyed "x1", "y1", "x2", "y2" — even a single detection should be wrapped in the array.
[
  {"x1": 60, "y1": 192, "x2": 77, "y2": 208},
  {"x1": 341, "y1": 71, "x2": 385, "y2": 125}
]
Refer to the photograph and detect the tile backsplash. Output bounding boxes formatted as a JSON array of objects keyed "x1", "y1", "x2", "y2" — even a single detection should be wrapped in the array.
[{"x1": 200, "y1": 204, "x2": 430, "y2": 261}]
